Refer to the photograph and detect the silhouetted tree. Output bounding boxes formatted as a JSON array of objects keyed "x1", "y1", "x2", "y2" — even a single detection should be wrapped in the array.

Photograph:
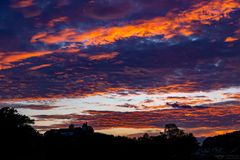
[
  {"x1": 164, "y1": 123, "x2": 185, "y2": 138},
  {"x1": 0, "y1": 107, "x2": 40, "y2": 160},
  {"x1": 0, "y1": 107, "x2": 34, "y2": 129},
  {"x1": 160, "y1": 124, "x2": 199, "y2": 158}
]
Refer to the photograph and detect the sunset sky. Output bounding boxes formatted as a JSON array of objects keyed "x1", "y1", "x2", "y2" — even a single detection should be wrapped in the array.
[{"x1": 0, "y1": 0, "x2": 240, "y2": 138}]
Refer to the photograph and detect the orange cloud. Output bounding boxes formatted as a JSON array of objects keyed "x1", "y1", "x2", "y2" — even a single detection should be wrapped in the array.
[
  {"x1": 88, "y1": 52, "x2": 119, "y2": 61},
  {"x1": 0, "y1": 48, "x2": 120, "y2": 70},
  {"x1": 31, "y1": 32, "x2": 48, "y2": 43},
  {"x1": 47, "y1": 17, "x2": 69, "y2": 28},
  {"x1": 146, "y1": 82, "x2": 199, "y2": 93},
  {"x1": 11, "y1": 0, "x2": 34, "y2": 8},
  {"x1": 0, "y1": 50, "x2": 53, "y2": 70},
  {"x1": 31, "y1": 0, "x2": 240, "y2": 46},
  {"x1": 31, "y1": 28, "x2": 77, "y2": 44},
  {"x1": 186, "y1": 127, "x2": 237, "y2": 137},
  {"x1": 2, "y1": 51, "x2": 53, "y2": 63},
  {"x1": 29, "y1": 64, "x2": 52, "y2": 70},
  {"x1": 225, "y1": 29, "x2": 240, "y2": 42},
  {"x1": 0, "y1": 48, "x2": 81, "y2": 70},
  {"x1": 225, "y1": 37, "x2": 239, "y2": 42}
]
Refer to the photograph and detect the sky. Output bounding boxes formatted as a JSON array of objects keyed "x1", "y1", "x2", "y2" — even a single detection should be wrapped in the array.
[{"x1": 0, "y1": 0, "x2": 240, "y2": 138}]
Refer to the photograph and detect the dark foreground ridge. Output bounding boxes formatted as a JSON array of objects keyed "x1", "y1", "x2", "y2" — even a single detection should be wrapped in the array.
[{"x1": 0, "y1": 107, "x2": 240, "y2": 160}]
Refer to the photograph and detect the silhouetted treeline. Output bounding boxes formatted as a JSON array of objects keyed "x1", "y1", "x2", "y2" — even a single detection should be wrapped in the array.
[
  {"x1": 0, "y1": 107, "x2": 239, "y2": 160},
  {"x1": 199, "y1": 131, "x2": 240, "y2": 159}
]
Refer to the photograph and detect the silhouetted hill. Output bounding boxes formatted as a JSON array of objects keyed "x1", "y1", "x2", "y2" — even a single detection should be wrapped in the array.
[{"x1": 200, "y1": 131, "x2": 240, "y2": 158}]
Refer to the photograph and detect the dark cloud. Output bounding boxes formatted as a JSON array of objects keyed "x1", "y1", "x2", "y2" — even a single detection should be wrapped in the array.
[
  {"x1": 166, "y1": 102, "x2": 193, "y2": 109},
  {"x1": 0, "y1": 103, "x2": 59, "y2": 110},
  {"x1": 83, "y1": 0, "x2": 135, "y2": 20},
  {"x1": 116, "y1": 103, "x2": 139, "y2": 109},
  {"x1": 1, "y1": 39, "x2": 239, "y2": 99}
]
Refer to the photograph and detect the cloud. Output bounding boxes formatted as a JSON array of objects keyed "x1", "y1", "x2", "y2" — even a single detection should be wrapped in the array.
[
  {"x1": 83, "y1": 0, "x2": 135, "y2": 20},
  {"x1": 31, "y1": 0, "x2": 240, "y2": 46},
  {"x1": 88, "y1": 52, "x2": 119, "y2": 61},
  {"x1": 47, "y1": 17, "x2": 69, "y2": 28},
  {"x1": 1, "y1": 51, "x2": 240, "y2": 100},
  {"x1": 11, "y1": 0, "x2": 35, "y2": 8},
  {"x1": 0, "y1": 50, "x2": 53, "y2": 70},
  {"x1": 223, "y1": 93, "x2": 240, "y2": 99},
  {"x1": 29, "y1": 64, "x2": 52, "y2": 70},
  {"x1": 0, "y1": 48, "x2": 82, "y2": 70},
  {"x1": 31, "y1": 28, "x2": 77, "y2": 44},
  {"x1": 166, "y1": 102, "x2": 193, "y2": 109},
  {"x1": 225, "y1": 37, "x2": 239, "y2": 42},
  {"x1": 0, "y1": 103, "x2": 59, "y2": 110},
  {"x1": 116, "y1": 103, "x2": 139, "y2": 109},
  {"x1": 33, "y1": 102, "x2": 240, "y2": 137}
]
